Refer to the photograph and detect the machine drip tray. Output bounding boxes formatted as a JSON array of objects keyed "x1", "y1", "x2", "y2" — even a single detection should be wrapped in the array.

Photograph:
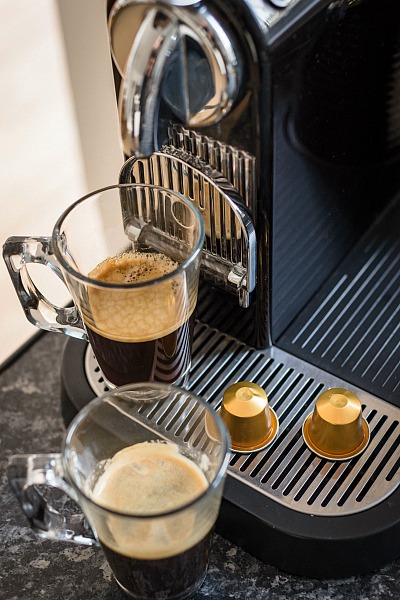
[{"x1": 61, "y1": 326, "x2": 400, "y2": 578}]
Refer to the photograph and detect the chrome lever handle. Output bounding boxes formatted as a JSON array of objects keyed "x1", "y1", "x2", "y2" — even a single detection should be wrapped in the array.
[
  {"x1": 110, "y1": 1, "x2": 241, "y2": 158},
  {"x1": 119, "y1": 7, "x2": 180, "y2": 157}
]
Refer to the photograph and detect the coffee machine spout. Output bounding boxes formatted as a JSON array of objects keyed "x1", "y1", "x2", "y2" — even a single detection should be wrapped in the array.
[{"x1": 118, "y1": 7, "x2": 179, "y2": 157}]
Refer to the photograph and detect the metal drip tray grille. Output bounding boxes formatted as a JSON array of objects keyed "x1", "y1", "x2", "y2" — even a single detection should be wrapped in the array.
[{"x1": 85, "y1": 324, "x2": 400, "y2": 517}]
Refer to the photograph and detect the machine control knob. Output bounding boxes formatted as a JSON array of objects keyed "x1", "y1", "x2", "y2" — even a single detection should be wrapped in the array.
[{"x1": 108, "y1": 0, "x2": 242, "y2": 157}]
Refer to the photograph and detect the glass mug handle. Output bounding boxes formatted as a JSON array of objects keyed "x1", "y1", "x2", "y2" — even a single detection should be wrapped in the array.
[
  {"x1": 7, "y1": 454, "x2": 97, "y2": 546},
  {"x1": 2, "y1": 236, "x2": 86, "y2": 339}
]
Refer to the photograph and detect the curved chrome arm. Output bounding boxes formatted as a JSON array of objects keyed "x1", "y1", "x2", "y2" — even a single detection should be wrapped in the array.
[
  {"x1": 119, "y1": 7, "x2": 180, "y2": 157},
  {"x1": 111, "y1": 1, "x2": 241, "y2": 158}
]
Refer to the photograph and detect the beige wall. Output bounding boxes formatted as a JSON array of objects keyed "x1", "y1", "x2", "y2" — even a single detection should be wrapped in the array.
[
  {"x1": 56, "y1": 0, "x2": 123, "y2": 191},
  {"x1": 1, "y1": 0, "x2": 123, "y2": 366}
]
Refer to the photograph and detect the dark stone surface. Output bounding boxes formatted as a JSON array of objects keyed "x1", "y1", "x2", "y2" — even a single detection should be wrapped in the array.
[{"x1": 1, "y1": 333, "x2": 399, "y2": 599}]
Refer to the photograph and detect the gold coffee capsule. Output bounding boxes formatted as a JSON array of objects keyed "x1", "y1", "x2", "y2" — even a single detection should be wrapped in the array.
[
  {"x1": 302, "y1": 388, "x2": 370, "y2": 461},
  {"x1": 219, "y1": 382, "x2": 279, "y2": 453}
]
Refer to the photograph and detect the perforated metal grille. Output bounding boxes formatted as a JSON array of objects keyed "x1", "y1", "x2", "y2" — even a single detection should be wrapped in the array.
[{"x1": 85, "y1": 323, "x2": 400, "y2": 517}]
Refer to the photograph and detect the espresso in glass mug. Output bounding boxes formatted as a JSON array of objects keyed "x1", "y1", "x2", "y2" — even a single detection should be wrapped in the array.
[
  {"x1": 7, "y1": 383, "x2": 230, "y2": 599},
  {"x1": 91, "y1": 441, "x2": 212, "y2": 596},
  {"x1": 3, "y1": 184, "x2": 205, "y2": 387},
  {"x1": 86, "y1": 249, "x2": 197, "y2": 386}
]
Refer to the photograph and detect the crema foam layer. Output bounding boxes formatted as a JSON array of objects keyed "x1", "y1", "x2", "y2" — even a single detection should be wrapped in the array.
[
  {"x1": 92, "y1": 442, "x2": 208, "y2": 515},
  {"x1": 89, "y1": 442, "x2": 212, "y2": 560},
  {"x1": 87, "y1": 251, "x2": 195, "y2": 343},
  {"x1": 89, "y1": 251, "x2": 178, "y2": 285}
]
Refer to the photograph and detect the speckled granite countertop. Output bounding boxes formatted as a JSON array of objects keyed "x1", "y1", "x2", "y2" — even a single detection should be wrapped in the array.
[{"x1": 1, "y1": 333, "x2": 399, "y2": 600}]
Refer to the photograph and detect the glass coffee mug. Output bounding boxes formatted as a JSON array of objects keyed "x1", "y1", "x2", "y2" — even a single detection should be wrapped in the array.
[
  {"x1": 3, "y1": 184, "x2": 205, "y2": 387},
  {"x1": 8, "y1": 383, "x2": 230, "y2": 599}
]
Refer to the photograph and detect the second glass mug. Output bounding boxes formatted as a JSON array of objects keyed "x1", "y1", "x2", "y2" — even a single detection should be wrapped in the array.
[
  {"x1": 8, "y1": 382, "x2": 230, "y2": 599},
  {"x1": 3, "y1": 184, "x2": 205, "y2": 388}
]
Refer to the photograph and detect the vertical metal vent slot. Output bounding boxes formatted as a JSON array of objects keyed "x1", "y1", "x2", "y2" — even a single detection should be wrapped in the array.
[{"x1": 168, "y1": 124, "x2": 257, "y2": 218}]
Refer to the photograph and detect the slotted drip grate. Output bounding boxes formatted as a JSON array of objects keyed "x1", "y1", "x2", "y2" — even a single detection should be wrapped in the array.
[
  {"x1": 85, "y1": 323, "x2": 400, "y2": 517},
  {"x1": 280, "y1": 196, "x2": 400, "y2": 405}
]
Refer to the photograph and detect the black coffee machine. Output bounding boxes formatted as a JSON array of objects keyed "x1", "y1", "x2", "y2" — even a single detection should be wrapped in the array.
[{"x1": 62, "y1": 0, "x2": 400, "y2": 578}]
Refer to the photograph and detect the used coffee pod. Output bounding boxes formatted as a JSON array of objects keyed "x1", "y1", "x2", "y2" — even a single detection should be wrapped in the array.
[
  {"x1": 302, "y1": 388, "x2": 370, "y2": 461},
  {"x1": 219, "y1": 382, "x2": 279, "y2": 453}
]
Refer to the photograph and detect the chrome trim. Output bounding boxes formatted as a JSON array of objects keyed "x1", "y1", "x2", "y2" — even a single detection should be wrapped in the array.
[
  {"x1": 168, "y1": 124, "x2": 257, "y2": 218},
  {"x1": 85, "y1": 323, "x2": 400, "y2": 517},
  {"x1": 119, "y1": 149, "x2": 257, "y2": 307},
  {"x1": 109, "y1": 0, "x2": 241, "y2": 156},
  {"x1": 115, "y1": 6, "x2": 180, "y2": 157}
]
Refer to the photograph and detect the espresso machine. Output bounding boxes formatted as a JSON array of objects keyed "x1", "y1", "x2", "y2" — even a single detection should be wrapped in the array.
[{"x1": 61, "y1": 0, "x2": 400, "y2": 578}]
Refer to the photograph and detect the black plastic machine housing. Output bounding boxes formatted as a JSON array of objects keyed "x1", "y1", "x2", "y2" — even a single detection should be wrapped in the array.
[{"x1": 59, "y1": 0, "x2": 400, "y2": 580}]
